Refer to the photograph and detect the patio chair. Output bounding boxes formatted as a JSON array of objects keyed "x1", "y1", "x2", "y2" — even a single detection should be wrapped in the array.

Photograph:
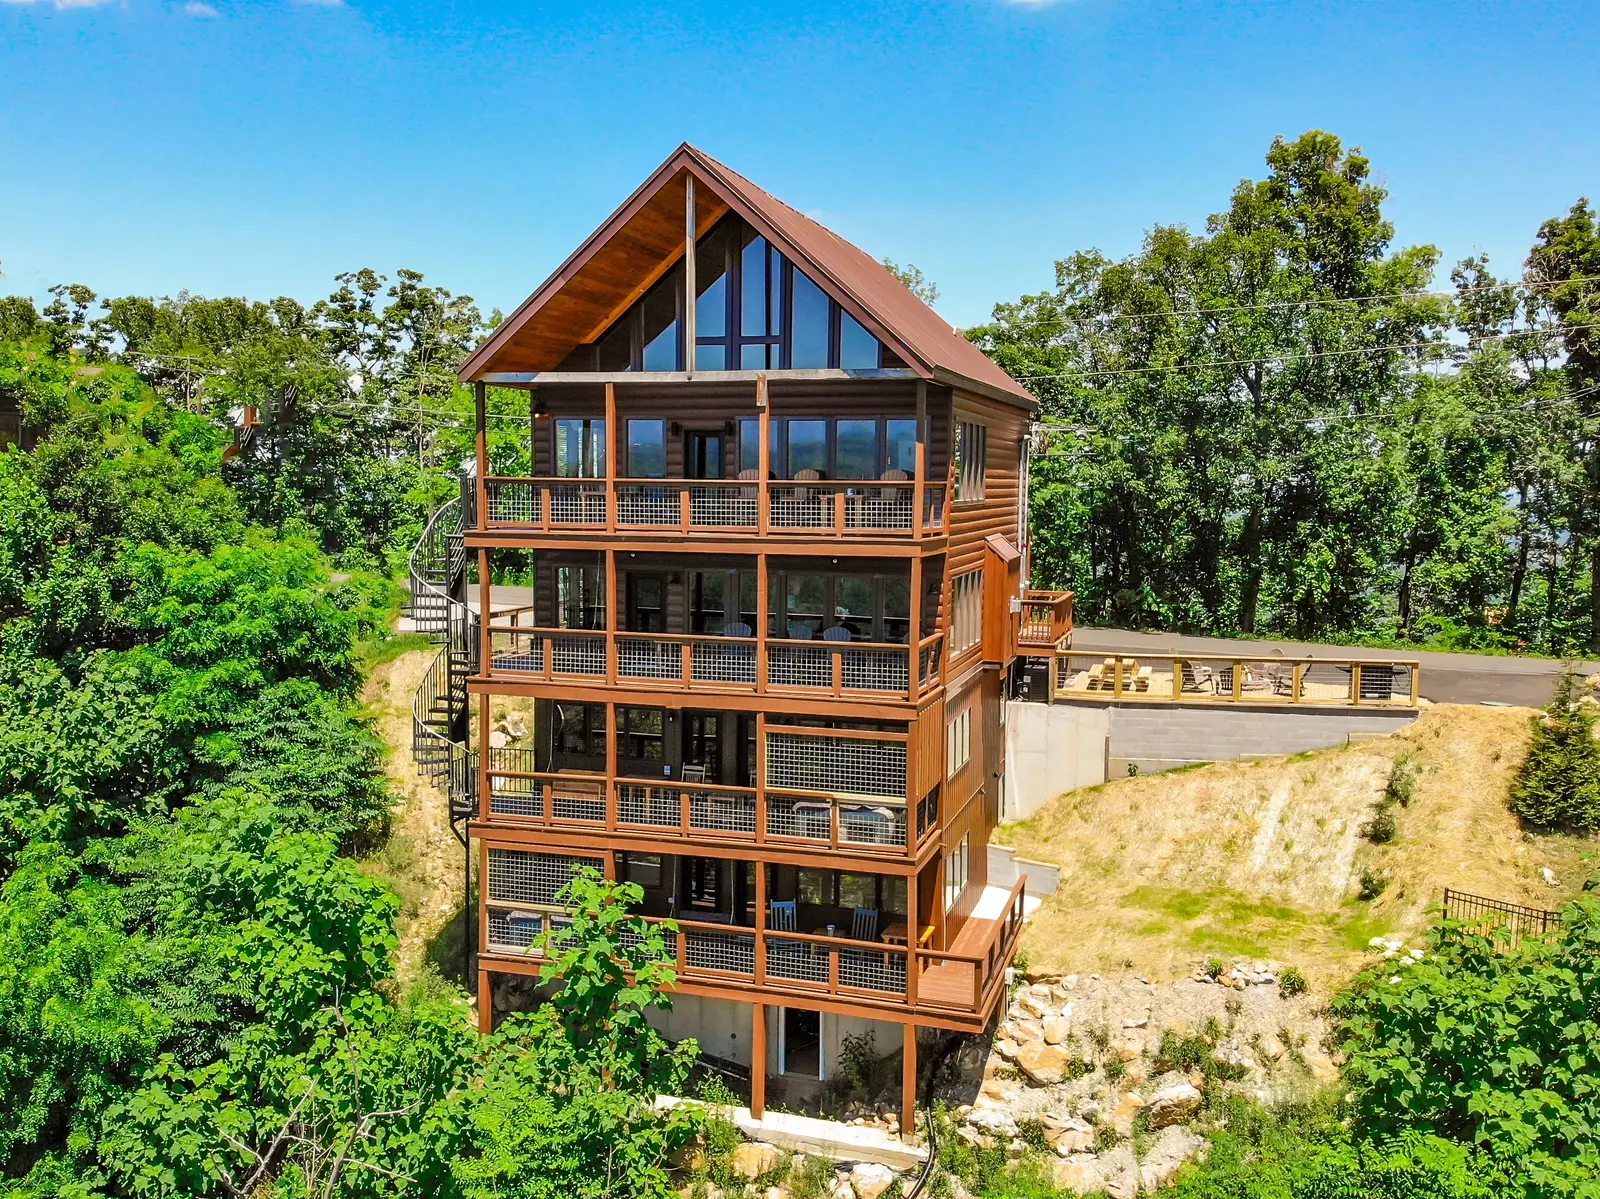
[
  {"x1": 822, "y1": 624, "x2": 853, "y2": 642},
  {"x1": 680, "y1": 764, "x2": 707, "y2": 783},
  {"x1": 768, "y1": 900, "x2": 798, "y2": 931},
  {"x1": 851, "y1": 907, "x2": 879, "y2": 943},
  {"x1": 787, "y1": 623, "x2": 815, "y2": 640},
  {"x1": 1179, "y1": 660, "x2": 1216, "y2": 694},
  {"x1": 725, "y1": 621, "x2": 753, "y2": 638}
]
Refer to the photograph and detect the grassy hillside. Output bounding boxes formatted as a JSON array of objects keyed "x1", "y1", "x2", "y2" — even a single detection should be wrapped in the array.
[{"x1": 1001, "y1": 703, "x2": 1598, "y2": 987}]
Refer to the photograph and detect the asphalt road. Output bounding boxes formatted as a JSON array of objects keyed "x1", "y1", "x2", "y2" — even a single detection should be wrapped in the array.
[{"x1": 1068, "y1": 628, "x2": 1599, "y2": 709}]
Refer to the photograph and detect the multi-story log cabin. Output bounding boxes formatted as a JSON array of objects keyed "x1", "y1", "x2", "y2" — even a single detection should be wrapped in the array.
[{"x1": 456, "y1": 145, "x2": 1054, "y2": 1130}]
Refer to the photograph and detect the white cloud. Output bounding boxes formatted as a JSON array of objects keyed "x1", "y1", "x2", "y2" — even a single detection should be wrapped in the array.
[{"x1": 183, "y1": 1, "x2": 218, "y2": 14}]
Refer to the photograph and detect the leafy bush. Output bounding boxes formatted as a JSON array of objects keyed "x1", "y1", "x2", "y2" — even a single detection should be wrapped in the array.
[
  {"x1": 1510, "y1": 669, "x2": 1600, "y2": 832},
  {"x1": 1334, "y1": 897, "x2": 1600, "y2": 1194},
  {"x1": 1358, "y1": 867, "x2": 1391, "y2": 900},
  {"x1": 1204, "y1": 957, "x2": 1225, "y2": 979},
  {"x1": 1384, "y1": 754, "x2": 1419, "y2": 807},
  {"x1": 1278, "y1": 966, "x2": 1307, "y2": 998},
  {"x1": 1015, "y1": 1118, "x2": 1050, "y2": 1153},
  {"x1": 1365, "y1": 806, "x2": 1398, "y2": 844}
]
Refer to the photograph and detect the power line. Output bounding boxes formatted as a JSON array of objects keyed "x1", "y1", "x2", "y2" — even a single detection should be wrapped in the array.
[
  {"x1": 1005, "y1": 273, "x2": 1600, "y2": 333},
  {"x1": 1012, "y1": 320, "x2": 1598, "y2": 384}
]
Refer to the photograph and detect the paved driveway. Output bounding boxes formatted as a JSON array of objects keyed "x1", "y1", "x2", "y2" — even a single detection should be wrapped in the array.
[{"x1": 1068, "y1": 628, "x2": 1599, "y2": 708}]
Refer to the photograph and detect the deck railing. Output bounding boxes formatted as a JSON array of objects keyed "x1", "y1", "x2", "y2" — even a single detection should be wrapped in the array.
[
  {"x1": 1016, "y1": 590, "x2": 1074, "y2": 651},
  {"x1": 484, "y1": 767, "x2": 914, "y2": 853},
  {"x1": 485, "y1": 624, "x2": 937, "y2": 699},
  {"x1": 914, "y1": 878, "x2": 1028, "y2": 1014},
  {"x1": 481, "y1": 475, "x2": 948, "y2": 538},
  {"x1": 1052, "y1": 651, "x2": 1420, "y2": 707}
]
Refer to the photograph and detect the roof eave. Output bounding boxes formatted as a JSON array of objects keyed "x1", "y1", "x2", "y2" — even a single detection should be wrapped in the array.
[{"x1": 931, "y1": 365, "x2": 1038, "y2": 411}]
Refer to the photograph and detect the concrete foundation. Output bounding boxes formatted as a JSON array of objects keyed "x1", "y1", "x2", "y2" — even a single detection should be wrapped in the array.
[{"x1": 1005, "y1": 699, "x2": 1417, "y2": 819}]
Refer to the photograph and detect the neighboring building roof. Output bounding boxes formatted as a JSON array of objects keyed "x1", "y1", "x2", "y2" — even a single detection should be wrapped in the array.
[{"x1": 458, "y1": 144, "x2": 1036, "y2": 408}]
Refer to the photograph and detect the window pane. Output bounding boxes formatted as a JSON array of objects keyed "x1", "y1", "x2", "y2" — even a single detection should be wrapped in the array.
[
  {"x1": 883, "y1": 578, "x2": 910, "y2": 643},
  {"x1": 742, "y1": 234, "x2": 773, "y2": 337},
  {"x1": 740, "y1": 342, "x2": 775, "y2": 370},
  {"x1": 886, "y1": 876, "x2": 908, "y2": 917},
  {"x1": 885, "y1": 419, "x2": 917, "y2": 474},
  {"x1": 627, "y1": 419, "x2": 666, "y2": 478},
  {"x1": 555, "y1": 419, "x2": 604, "y2": 478},
  {"x1": 784, "y1": 574, "x2": 825, "y2": 638},
  {"x1": 696, "y1": 225, "x2": 729, "y2": 339},
  {"x1": 790, "y1": 270, "x2": 830, "y2": 368},
  {"x1": 597, "y1": 318, "x2": 632, "y2": 371},
  {"x1": 834, "y1": 576, "x2": 876, "y2": 636},
  {"x1": 786, "y1": 419, "x2": 827, "y2": 476},
  {"x1": 839, "y1": 873, "x2": 875, "y2": 911},
  {"x1": 693, "y1": 342, "x2": 725, "y2": 371},
  {"x1": 738, "y1": 418, "x2": 760, "y2": 473},
  {"x1": 797, "y1": 869, "x2": 831, "y2": 906},
  {"x1": 839, "y1": 310, "x2": 880, "y2": 369},
  {"x1": 690, "y1": 571, "x2": 726, "y2": 634},
  {"x1": 836, "y1": 419, "x2": 876, "y2": 479}
]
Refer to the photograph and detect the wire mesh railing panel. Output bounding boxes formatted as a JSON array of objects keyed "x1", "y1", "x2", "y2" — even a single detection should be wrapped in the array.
[
  {"x1": 1358, "y1": 663, "x2": 1412, "y2": 702},
  {"x1": 842, "y1": 648, "x2": 909, "y2": 693},
  {"x1": 765, "y1": 796, "x2": 832, "y2": 841},
  {"x1": 766, "y1": 732, "x2": 907, "y2": 798},
  {"x1": 487, "y1": 850, "x2": 601, "y2": 906},
  {"x1": 548, "y1": 482, "x2": 608, "y2": 526},
  {"x1": 550, "y1": 780, "x2": 606, "y2": 823},
  {"x1": 683, "y1": 927, "x2": 756, "y2": 976},
  {"x1": 551, "y1": 634, "x2": 607, "y2": 676},
  {"x1": 764, "y1": 937, "x2": 829, "y2": 984},
  {"x1": 618, "y1": 637, "x2": 684, "y2": 681},
  {"x1": 689, "y1": 485, "x2": 759, "y2": 528},
  {"x1": 1298, "y1": 662, "x2": 1357, "y2": 703},
  {"x1": 616, "y1": 924, "x2": 674, "y2": 962},
  {"x1": 616, "y1": 484, "x2": 679, "y2": 526},
  {"x1": 839, "y1": 947, "x2": 907, "y2": 994},
  {"x1": 768, "y1": 487, "x2": 830, "y2": 529},
  {"x1": 491, "y1": 630, "x2": 545, "y2": 673},
  {"x1": 923, "y1": 485, "x2": 946, "y2": 530},
  {"x1": 691, "y1": 639, "x2": 757, "y2": 685},
  {"x1": 485, "y1": 479, "x2": 539, "y2": 523},
  {"x1": 842, "y1": 487, "x2": 915, "y2": 531},
  {"x1": 616, "y1": 784, "x2": 682, "y2": 828},
  {"x1": 839, "y1": 803, "x2": 907, "y2": 847},
  {"x1": 767, "y1": 643, "x2": 832, "y2": 688},
  {"x1": 688, "y1": 790, "x2": 757, "y2": 834},
  {"x1": 486, "y1": 906, "x2": 544, "y2": 954},
  {"x1": 488, "y1": 775, "x2": 545, "y2": 818}
]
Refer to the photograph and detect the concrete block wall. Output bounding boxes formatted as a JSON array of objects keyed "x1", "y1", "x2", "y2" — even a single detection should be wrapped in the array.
[{"x1": 1005, "y1": 699, "x2": 1416, "y2": 819}]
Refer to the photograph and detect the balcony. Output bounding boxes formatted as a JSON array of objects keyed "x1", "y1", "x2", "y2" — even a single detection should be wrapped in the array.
[
  {"x1": 482, "y1": 866, "x2": 1029, "y2": 1023},
  {"x1": 486, "y1": 625, "x2": 945, "y2": 702},
  {"x1": 1016, "y1": 590, "x2": 1074, "y2": 652},
  {"x1": 480, "y1": 476, "x2": 948, "y2": 539},
  {"x1": 1051, "y1": 651, "x2": 1420, "y2": 707}
]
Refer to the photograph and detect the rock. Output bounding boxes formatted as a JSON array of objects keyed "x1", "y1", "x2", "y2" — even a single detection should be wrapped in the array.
[
  {"x1": 1096, "y1": 1146, "x2": 1139, "y2": 1199},
  {"x1": 994, "y1": 1039, "x2": 1019, "y2": 1061},
  {"x1": 1016, "y1": 1041, "x2": 1073, "y2": 1085},
  {"x1": 1077, "y1": 1099, "x2": 1102, "y2": 1124},
  {"x1": 1260, "y1": 1035, "x2": 1286, "y2": 1062},
  {"x1": 980, "y1": 1078, "x2": 1007, "y2": 1098},
  {"x1": 1120, "y1": 1061, "x2": 1148, "y2": 1088},
  {"x1": 848, "y1": 1163, "x2": 895, "y2": 1199},
  {"x1": 1052, "y1": 1125, "x2": 1095, "y2": 1154},
  {"x1": 1111, "y1": 1092, "x2": 1145, "y2": 1137},
  {"x1": 503, "y1": 711, "x2": 529, "y2": 738},
  {"x1": 731, "y1": 1143, "x2": 781, "y2": 1180},
  {"x1": 1107, "y1": 1036, "x2": 1142, "y2": 1063},
  {"x1": 764, "y1": 1188, "x2": 795, "y2": 1199},
  {"x1": 967, "y1": 1107, "x2": 1017, "y2": 1135},
  {"x1": 1138, "y1": 1125, "x2": 1206, "y2": 1191},
  {"x1": 1017, "y1": 991, "x2": 1051, "y2": 1019},
  {"x1": 1147, "y1": 1082, "x2": 1203, "y2": 1127},
  {"x1": 1051, "y1": 983, "x2": 1075, "y2": 1003},
  {"x1": 1543, "y1": 867, "x2": 1561, "y2": 886},
  {"x1": 1051, "y1": 1154, "x2": 1104, "y2": 1194},
  {"x1": 488, "y1": 729, "x2": 510, "y2": 749},
  {"x1": 826, "y1": 1180, "x2": 855, "y2": 1199},
  {"x1": 1042, "y1": 1015, "x2": 1072, "y2": 1045},
  {"x1": 1012, "y1": 1017, "x2": 1044, "y2": 1044}
]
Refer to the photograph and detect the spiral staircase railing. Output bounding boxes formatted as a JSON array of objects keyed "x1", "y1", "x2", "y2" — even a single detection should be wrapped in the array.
[{"x1": 407, "y1": 489, "x2": 478, "y2": 823}]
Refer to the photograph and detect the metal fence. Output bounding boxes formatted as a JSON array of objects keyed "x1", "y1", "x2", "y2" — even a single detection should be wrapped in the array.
[{"x1": 1441, "y1": 887, "x2": 1562, "y2": 947}]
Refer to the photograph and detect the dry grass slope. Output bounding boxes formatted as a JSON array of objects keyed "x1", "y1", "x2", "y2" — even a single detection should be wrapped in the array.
[{"x1": 1001, "y1": 703, "x2": 1598, "y2": 987}]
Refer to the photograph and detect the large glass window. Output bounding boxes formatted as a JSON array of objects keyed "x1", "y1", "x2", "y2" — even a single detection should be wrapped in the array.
[
  {"x1": 619, "y1": 706, "x2": 664, "y2": 761},
  {"x1": 785, "y1": 420, "x2": 828, "y2": 476},
  {"x1": 641, "y1": 272, "x2": 679, "y2": 371},
  {"x1": 626, "y1": 419, "x2": 667, "y2": 478},
  {"x1": 554, "y1": 702, "x2": 606, "y2": 758},
  {"x1": 835, "y1": 419, "x2": 876, "y2": 480},
  {"x1": 695, "y1": 224, "x2": 729, "y2": 340},
  {"x1": 885, "y1": 419, "x2": 917, "y2": 475},
  {"x1": 790, "y1": 271, "x2": 831, "y2": 369},
  {"x1": 781, "y1": 574, "x2": 826, "y2": 638},
  {"x1": 555, "y1": 418, "x2": 605, "y2": 478},
  {"x1": 738, "y1": 418, "x2": 760, "y2": 473},
  {"x1": 839, "y1": 310, "x2": 880, "y2": 369},
  {"x1": 556, "y1": 564, "x2": 604, "y2": 630},
  {"x1": 833, "y1": 576, "x2": 876, "y2": 635}
]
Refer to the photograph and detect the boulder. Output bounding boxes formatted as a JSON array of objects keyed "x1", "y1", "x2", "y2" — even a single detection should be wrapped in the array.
[
  {"x1": 1051, "y1": 1154, "x2": 1104, "y2": 1194},
  {"x1": 1096, "y1": 1147, "x2": 1138, "y2": 1199},
  {"x1": 826, "y1": 1179, "x2": 855, "y2": 1199},
  {"x1": 764, "y1": 1188, "x2": 795, "y2": 1199},
  {"x1": 848, "y1": 1163, "x2": 895, "y2": 1199},
  {"x1": 1106, "y1": 1037, "x2": 1143, "y2": 1063},
  {"x1": 1042, "y1": 1016, "x2": 1072, "y2": 1045},
  {"x1": 1016, "y1": 1041, "x2": 1073, "y2": 1085},
  {"x1": 1051, "y1": 1125, "x2": 1095, "y2": 1155},
  {"x1": 1146, "y1": 1082, "x2": 1202, "y2": 1128},
  {"x1": 1017, "y1": 991, "x2": 1052, "y2": 1019},
  {"x1": 993, "y1": 1038, "x2": 1019, "y2": 1061},
  {"x1": 1012, "y1": 1018, "x2": 1045, "y2": 1044},
  {"x1": 967, "y1": 1107, "x2": 1017, "y2": 1135},
  {"x1": 503, "y1": 711, "x2": 529, "y2": 738},
  {"x1": 1110, "y1": 1092, "x2": 1145, "y2": 1137},
  {"x1": 731, "y1": 1143, "x2": 782, "y2": 1180}
]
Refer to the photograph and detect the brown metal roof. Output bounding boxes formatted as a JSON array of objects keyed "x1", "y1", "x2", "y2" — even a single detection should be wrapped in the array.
[{"x1": 458, "y1": 144, "x2": 1035, "y2": 408}]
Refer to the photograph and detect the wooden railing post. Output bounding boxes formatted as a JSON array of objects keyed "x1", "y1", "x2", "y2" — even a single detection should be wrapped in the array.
[{"x1": 914, "y1": 379, "x2": 927, "y2": 539}]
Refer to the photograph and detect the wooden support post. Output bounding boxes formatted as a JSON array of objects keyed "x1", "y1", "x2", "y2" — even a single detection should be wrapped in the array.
[
  {"x1": 605, "y1": 549, "x2": 618, "y2": 685},
  {"x1": 755, "y1": 861, "x2": 768, "y2": 983},
  {"x1": 606, "y1": 702, "x2": 618, "y2": 819},
  {"x1": 756, "y1": 552, "x2": 769, "y2": 695},
  {"x1": 901, "y1": 1022, "x2": 917, "y2": 1136},
  {"x1": 909, "y1": 555, "x2": 923, "y2": 702},
  {"x1": 914, "y1": 380, "x2": 927, "y2": 539},
  {"x1": 754, "y1": 711, "x2": 767, "y2": 844},
  {"x1": 605, "y1": 382, "x2": 617, "y2": 532},
  {"x1": 684, "y1": 174, "x2": 697, "y2": 370},
  {"x1": 750, "y1": 1002, "x2": 767, "y2": 1119},
  {"x1": 905, "y1": 872, "x2": 919, "y2": 1005},
  {"x1": 478, "y1": 970, "x2": 493, "y2": 1035},
  {"x1": 757, "y1": 375, "x2": 770, "y2": 535},
  {"x1": 474, "y1": 381, "x2": 488, "y2": 531}
]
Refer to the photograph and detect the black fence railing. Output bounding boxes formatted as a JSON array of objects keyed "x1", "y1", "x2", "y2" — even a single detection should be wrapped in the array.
[{"x1": 1442, "y1": 887, "x2": 1562, "y2": 948}]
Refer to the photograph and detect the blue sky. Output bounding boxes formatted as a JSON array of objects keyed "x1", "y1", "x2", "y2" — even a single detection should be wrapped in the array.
[{"x1": 1, "y1": 0, "x2": 1595, "y2": 329}]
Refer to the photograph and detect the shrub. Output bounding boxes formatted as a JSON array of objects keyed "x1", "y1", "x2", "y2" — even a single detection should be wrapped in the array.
[
  {"x1": 1095, "y1": 1125, "x2": 1123, "y2": 1151},
  {"x1": 1204, "y1": 957, "x2": 1225, "y2": 979},
  {"x1": 1279, "y1": 965, "x2": 1308, "y2": 998},
  {"x1": 1365, "y1": 806, "x2": 1398, "y2": 844},
  {"x1": 1385, "y1": 753, "x2": 1419, "y2": 807},
  {"x1": 1156, "y1": 1030, "x2": 1210, "y2": 1072},
  {"x1": 1102, "y1": 1058, "x2": 1127, "y2": 1082},
  {"x1": 1016, "y1": 1117, "x2": 1051, "y2": 1152},
  {"x1": 1509, "y1": 668, "x2": 1600, "y2": 832},
  {"x1": 1358, "y1": 867, "x2": 1390, "y2": 900}
]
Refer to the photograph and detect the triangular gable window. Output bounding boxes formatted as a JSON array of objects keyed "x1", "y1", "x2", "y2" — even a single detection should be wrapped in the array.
[{"x1": 558, "y1": 214, "x2": 903, "y2": 373}]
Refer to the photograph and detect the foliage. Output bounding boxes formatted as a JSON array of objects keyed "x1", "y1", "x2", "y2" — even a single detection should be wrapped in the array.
[
  {"x1": 1358, "y1": 867, "x2": 1391, "y2": 901},
  {"x1": 880, "y1": 259, "x2": 940, "y2": 306},
  {"x1": 1334, "y1": 899, "x2": 1600, "y2": 1196},
  {"x1": 1278, "y1": 965, "x2": 1308, "y2": 998},
  {"x1": 1509, "y1": 668, "x2": 1600, "y2": 831}
]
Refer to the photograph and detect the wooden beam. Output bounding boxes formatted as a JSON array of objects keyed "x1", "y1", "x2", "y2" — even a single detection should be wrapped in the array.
[
  {"x1": 478, "y1": 969, "x2": 493, "y2": 1035},
  {"x1": 902, "y1": 1022, "x2": 917, "y2": 1137},
  {"x1": 480, "y1": 368, "x2": 920, "y2": 386},
  {"x1": 751, "y1": 1002, "x2": 767, "y2": 1118},
  {"x1": 683, "y1": 174, "x2": 696, "y2": 369}
]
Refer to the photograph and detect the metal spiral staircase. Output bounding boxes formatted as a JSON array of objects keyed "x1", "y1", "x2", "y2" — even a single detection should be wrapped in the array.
[{"x1": 408, "y1": 482, "x2": 479, "y2": 825}]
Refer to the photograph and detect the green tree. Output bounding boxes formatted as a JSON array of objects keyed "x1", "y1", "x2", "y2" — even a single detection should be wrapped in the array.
[{"x1": 1509, "y1": 668, "x2": 1600, "y2": 831}]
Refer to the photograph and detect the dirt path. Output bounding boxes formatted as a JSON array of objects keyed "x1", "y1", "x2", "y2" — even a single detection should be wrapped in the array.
[
  {"x1": 1002, "y1": 703, "x2": 1598, "y2": 989},
  {"x1": 359, "y1": 645, "x2": 467, "y2": 983}
]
